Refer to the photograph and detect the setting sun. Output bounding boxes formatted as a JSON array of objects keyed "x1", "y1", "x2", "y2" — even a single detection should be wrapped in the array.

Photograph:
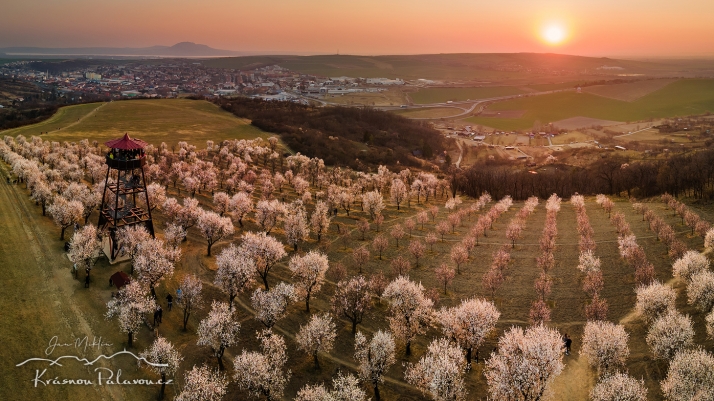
[{"x1": 543, "y1": 24, "x2": 566, "y2": 45}]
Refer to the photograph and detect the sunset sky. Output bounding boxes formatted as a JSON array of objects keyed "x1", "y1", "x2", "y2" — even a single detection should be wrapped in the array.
[{"x1": 2, "y1": 0, "x2": 714, "y2": 57}]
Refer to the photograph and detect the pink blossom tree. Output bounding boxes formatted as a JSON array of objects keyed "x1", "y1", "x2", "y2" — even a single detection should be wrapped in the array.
[
  {"x1": 585, "y1": 294, "x2": 609, "y2": 321},
  {"x1": 404, "y1": 217, "x2": 416, "y2": 237},
  {"x1": 197, "y1": 301, "x2": 241, "y2": 370},
  {"x1": 635, "y1": 281, "x2": 677, "y2": 324},
  {"x1": 175, "y1": 364, "x2": 228, "y2": 401},
  {"x1": 352, "y1": 246, "x2": 370, "y2": 274},
  {"x1": 197, "y1": 209, "x2": 234, "y2": 256},
  {"x1": 289, "y1": 251, "x2": 329, "y2": 313},
  {"x1": 529, "y1": 300, "x2": 552, "y2": 325},
  {"x1": 436, "y1": 220, "x2": 451, "y2": 242},
  {"x1": 390, "y1": 256, "x2": 411, "y2": 277},
  {"x1": 646, "y1": 310, "x2": 694, "y2": 360},
  {"x1": 47, "y1": 195, "x2": 83, "y2": 240},
  {"x1": 372, "y1": 235, "x2": 388, "y2": 260},
  {"x1": 310, "y1": 200, "x2": 331, "y2": 242},
  {"x1": 687, "y1": 270, "x2": 714, "y2": 313},
  {"x1": 296, "y1": 372, "x2": 366, "y2": 401},
  {"x1": 251, "y1": 282, "x2": 296, "y2": 329},
  {"x1": 332, "y1": 276, "x2": 372, "y2": 334},
  {"x1": 238, "y1": 231, "x2": 287, "y2": 290},
  {"x1": 180, "y1": 274, "x2": 203, "y2": 331},
  {"x1": 134, "y1": 238, "x2": 176, "y2": 298},
  {"x1": 484, "y1": 324, "x2": 564, "y2": 401},
  {"x1": 590, "y1": 372, "x2": 647, "y2": 401},
  {"x1": 390, "y1": 224, "x2": 405, "y2": 248},
  {"x1": 233, "y1": 329, "x2": 291, "y2": 401},
  {"x1": 354, "y1": 330, "x2": 396, "y2": 401},
  {"x1": 435, "y1": 263, "x2": 455, "y2": 294},
  {"x1": 383, "y1": 276, "x2": 434, "y2": 355},
  {"x1": 296, "y1": 313, "x2": 337, "y2": 368},
  {"x1": 283, "y1": 201, "x2": 310, "y2": 252},
  {"x1": 229, "y1": 191, "x2": 253, "y2": 227},
  {"x1": 68, "y1": 225, "x2": 101, "y2": 279},
  {"x1": 255, "y1": 199, "x2": 284, "y2": 234},
  {"x1": 672, "y1": 251, "x2": 710, "y2": 282},
  {"x1": 661, "y1": 348, "x2": 714, "y2": 401},
  {"x1": 437, "y1": 298, "x2": 500, "y2": 365},
  {"x1": 117, "y1": 225, "x2": 151, "y2": 273},
  {"x1": 450, "y1": 244, "x2": 469, "y2": 274},
  {"x1": 390, "y1": 178, "x2": 408, "y2": 210}
]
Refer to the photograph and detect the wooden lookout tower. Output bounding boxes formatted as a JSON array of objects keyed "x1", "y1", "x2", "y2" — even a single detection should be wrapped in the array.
[{"x1": 98, "y1": 133, "x2": 155, "y2": 260}]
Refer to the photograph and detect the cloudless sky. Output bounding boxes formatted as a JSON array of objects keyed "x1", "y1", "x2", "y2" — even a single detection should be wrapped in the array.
[{"x1": 2, "y1": 0, "x2": 714, "y2": 57}]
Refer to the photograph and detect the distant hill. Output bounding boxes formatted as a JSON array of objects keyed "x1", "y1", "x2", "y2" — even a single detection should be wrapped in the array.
[{"x1": 0, "y1": 42, "x2": 241, "y2": 57}]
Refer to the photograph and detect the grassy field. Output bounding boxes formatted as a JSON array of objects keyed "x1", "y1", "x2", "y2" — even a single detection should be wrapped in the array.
[
  {"x1": 391, "y1": 107, "x2": 464, "y2": 118},
  {"x1": 410, "y1": 87, "x2": 527, "y2": 104},
  {"x1": 324, "y1": 89, "x2": 407, "y2": 106},
  {"x1": 551, "y1": 131, "x2": 595, "y2": 145},
  {"x1": 465, "y1": 79, "x2": 714, "y2": 130},
  {"x1": 582, "y1": 79, "x2": 679, "y2": 102},
  {"x1": 1, "y1": 99, "x2": 270, "y2": 147}
]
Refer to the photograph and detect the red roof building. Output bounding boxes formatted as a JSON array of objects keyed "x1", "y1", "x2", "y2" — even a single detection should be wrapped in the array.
[{"x1": 105, "y1": 133, "x2": 148, "y2": 150}]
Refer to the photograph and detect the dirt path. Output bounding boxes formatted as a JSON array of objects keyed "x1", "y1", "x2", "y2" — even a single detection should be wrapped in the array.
[
  {"x1": 0, "y1": 164, "x2": 125, "y2": 401},
  {"x1": 59, "y1": 101, "x2": 108, "y2": 131}
]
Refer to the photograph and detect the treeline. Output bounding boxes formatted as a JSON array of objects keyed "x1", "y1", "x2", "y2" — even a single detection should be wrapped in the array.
[
  {"x1": 457, "y1": 150, "x2": 714, "y2": 200},
  {"x1": 214, "y1": 97, "x2": 448, "y2": 170}
]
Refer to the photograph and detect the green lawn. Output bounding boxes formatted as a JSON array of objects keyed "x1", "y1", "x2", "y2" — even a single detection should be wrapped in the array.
[
  {"x1": 2, "y1": 99, "x2": 271, "y2": 148},
  {"x1": 410, "y1": 87, "x2": 527, "y2": 104},
  {"x1": 465, "y1": 79, "x2": 714, "y2": 130}
]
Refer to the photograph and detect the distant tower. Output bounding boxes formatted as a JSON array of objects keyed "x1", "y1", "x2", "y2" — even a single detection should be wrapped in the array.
[{"x1": 98, "y1": 133, "x2": 155, "y2": 260}]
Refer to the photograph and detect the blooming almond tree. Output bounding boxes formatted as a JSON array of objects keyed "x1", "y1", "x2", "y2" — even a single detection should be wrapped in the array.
[
  {"x1": 255, "y1": 199, "x2": 284, "y2": 234},
  {"x1": 390, "y1": 178, "x2": 408, "y2": 210},
  {"x1": 354, "y1": 330, "x2": 395, "y2": 401},
  {"x1": 289, "y1": 251, "x2": 329, "y2": 313},
  {"x1": 175, "y1": 364, "x2": 228, "y2": 401},
  {"x1": 140, "y1": 336, "x2": 183, "y2": 400},
  {"x1": 646, "y1": 310, "x2": 694, "y2": 360},
  {"x1": 134, "y1": 238, "x2": 176, "y2": 298},
  {"x1": 352, "y1": 246, "x2": 370, "y2": 274},
  {"x1": 213, "y1": 192, "x2": 231, "y2": 216},
  {"x1": 383, "y1": 276, "x2": 434, "y2": 355},
  {"x1": 180, "y1": 274, "x2": 203, "y2": 331},
  {"x1": 589, "y1": 372, "x2": 647, "y2": 401},
  {"x1": 106, "y1": 281, "x2": 156, "y2": 347},
  {"x1": 437, "y1": 298, "x2": 500, "y2": 365},
  {"x1": 450, "y1": 244, "x2": 468, "y2": 274},
  {"x1": 310, "y1": 200, "x2": 332, "y2": 242},
  {"x1": 68, "y1": 225, "x2": 101, "y2": 278},
  {"x1": 229, "y1": 191, "x2": 253, "y2": 227},
  {"x1": 672, "y1": 251, "x2": 710, "y2": 282},
  {"x1": 435, "y1": 263, "x2": 455, "y2": 294},
  {"x1": 47, "y1": 195, "x2": 83, "y2": 240},
  {"x1": 284, "y1": 200, "x2": 310, "y2": 252},
  {"x1": 296, "y1": 313, "x2": 337, "y2": 368},
  {"x1": 390, "y1": 224, "x2": 405, "y2": 248},
  {"x1": 233, "y1": 329, "x2": 291, "y2": 401},
  {"x1": 362, "y1": 190, "x2": 385, "y2": 221},
  {"x1": 687, "y1": 270, "x2": 714, "y2": 313},
  {"x1": 197, "y1": 301, "x2": 241, "y2": 370},
  {"x1": 436, "y1": 220, "x2": 451, "y2": 242},
  {"x1": 332, "y1": 276, "x2": 373, "y2": 334},
  {"x1": 117, "y1": 225, "x2": 152, "y2": 273},
  {"x1": 635, "y1": 281, "x2": 677, "y2": 324},
  {"x1": 163, "y1": 223, "x2": 186, "y2": 250},
  {"x1": 580, "y1": 321, "x2": 630, "y2": 375},
  {"x1": 215, "y1": 244, "x2": 255, "y2": 310},
  {"x1": 357, "y1": 218, "x2": 370, "y2": 240},
  {"x1": 238, "y1": 231, "x2": 287, "y2": 290},
  {"x1": 372, "y1": 235, "x2": 388, "y2": 260},
  {"x1": 197, "y1": 209, "x2": 235, "y2": 257},
  {"x1": 484, "y1": 324, "x2": 564, "y2": 401},
  {"x1": 409, "y1": 239, "x2": 426, "y2": 268},
  {"x1": 660, "y1": 348, "x2": 714, "y2": 401},
  {"x1": 404, "y1": 337, "x2": 468, "y2": 401},
  {"x1": 251, "y1": 282, "x2": 296, "y2": 329},
  {"x1": 296, "y1": 372, "x2": 366, "y2": 401}
]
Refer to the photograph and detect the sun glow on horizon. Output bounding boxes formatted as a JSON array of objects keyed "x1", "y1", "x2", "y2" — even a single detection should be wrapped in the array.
[{"x1": 542, "y1": 24, "x2": 566, "y2": 45}]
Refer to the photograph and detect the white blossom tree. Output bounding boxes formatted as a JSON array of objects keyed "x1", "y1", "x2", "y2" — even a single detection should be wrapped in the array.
[
  {"x1": 390, "y1": 178, "x2": 408, "y2": 210},
  {"x1": 180, "y1": 274, "x2": 203, "y2": 331},
  {"x1": 255, "y1": 199, "x2": 284, "y2": 234},
  {"x1": 672, "y1": 251, "x2": 710, "y2": 282},
  {"x1": 197, "y1": 209, "x2": 234, "y2": 256},
  {"x1": 289, "y1": 251, "x2": 329, "y2": 313},
  {"x1": 354, "y1": 330, "x2": 395, "y2": 401},
  {"x1": 687, "y1": 270, "x2": 714, "y2": 313},
  {"x1": 310, "y1": 200, "x2": 332, "y2": 242},
  {"x1": 295, "y1": 372, "x2": 366, "y2": 401},
  {"x1": 229, "y1": 191, "x2": 253, "y2": 227},
  {"x1": 47, "y1": 195, "x2": 83, "y2": 240},
  {"x1": 635, "y1": 281, "x2": 677, "y2": 324},
  {"x1": 117, "y1": 225, "x2": 152, "y2": 273},
  {"x1": 404, "y1": 337, "x2": 468, "y2": 401},
  {"x1": 484, "y1": 324, "x2": 564, "y2": 401},
  {"x1": 284, "y1": 200, "x2": 310, "y2": 251},
  {"x1": 68, "y1": 225, "x2": 101, "y2": 278},
  {"x1": 383, "y1": 276, "x2": 434, "y2": 355},
  {"x1": 580, "y1": 321, "x2": 630, "y2": 375},
  {"x1": 589, "y1": 372, "x2": 647, "y2": 401},
  {"x1": 140, "y1": 336, "x2": 183, "y2": 400},
  {"x1": 362, "y1": 190, "x2": 385, "y2": 221},
  {"x1": 215, "y1": 244, "x2": 255, "y2": 309},
  {"x1": 134, "y1": 238, "x2": 176, "y2": 298},
  {"x1": 646, "y1": 310, "x2": 694, "y2": 360},
  {"x1": 296, "y1": 313, "x2": 337, "y2": 368},
  {"x1": 251, "y1": 282, "x2": 296, "y2": 329},
  {"x1": 661, "y1": 348, "x2": 714, "y2": 401},
  {"x1": 196, "y1": 301, "x2": 241, "y2": 370},
  {"x1": 175, "y1": 364, "x2": 228, "y2": 401},
  {"x1": 106, "y1": 281, "x2": 156, "y2": 347},
  {"x1": 233, "y1": 329, "x2": 291, "y2": 401}
]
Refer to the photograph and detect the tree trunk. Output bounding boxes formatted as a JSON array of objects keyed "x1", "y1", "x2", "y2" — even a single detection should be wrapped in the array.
[
  {"x1": 313, "y1": 352, "x2": 320, "y2": 369},
  {"x1": 374, "y1": 383, "x2": 381, "y2": 401},
  {"x1": 128, "y1": 331, "x2": 133, "y2": 348},
  {"x1": 207, "y1": 242, "x2": 212, "y2": 257},
  {"x1": 183, "y1": 307, "x2": 190, "y2": 330},
  {"x1": 229, "y1": 294, "x2": 236, "y2": 311},
  {"x1": 305, "y1": 294, "x2": 311, "y2": 313},
  {"x1": 41, "y1": 202, "x2": 46, "y2": 216},
  {"x1": 466, "y1": 347, "x2": 472, "y2": 365},
  {"x1": 351, "y1": 320, "x2": 358, "y2": 334},
  {"x1": 262, "y1": 275, "x2": 270, "y2": 291},
  {"x1": 217, "y1": 347, "x2": 225, "y2": 370},
  {"x1": 406, "y1": 341, "x2": 412, "y2": 356},
  {"x1": 160, "y1": 373, "x2": 166, "y2": 400},
  {"x1": 60, "y1": 226, "x2": 66, "y2": 240}
]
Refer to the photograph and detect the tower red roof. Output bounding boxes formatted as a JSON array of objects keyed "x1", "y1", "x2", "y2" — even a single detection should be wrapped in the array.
[{"x1": 105, "y1": 133, "x2": 148, "y2": 150}]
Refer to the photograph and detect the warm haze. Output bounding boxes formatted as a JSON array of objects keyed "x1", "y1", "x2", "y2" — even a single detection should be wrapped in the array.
[{"x1": 2, "y1": 0, "x2": 714, "y2": 57}]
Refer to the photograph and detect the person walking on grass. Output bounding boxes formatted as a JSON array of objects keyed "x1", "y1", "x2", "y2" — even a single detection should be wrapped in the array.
[
  {"x1": 166, "y1": 294, "x2": 173, "y2": 311},
  {"x1": 157, "y1": 305, "x2": 163, "y2": 324},
  {"x1": 84, "y1": 275, "x2": 90, "y2": 288},
  {"x1": 176, "y1": 288, "x2": 182, "y2": 304},
  {"x1": 563, "y1": 333, "x2": 572, "y2": 355}
]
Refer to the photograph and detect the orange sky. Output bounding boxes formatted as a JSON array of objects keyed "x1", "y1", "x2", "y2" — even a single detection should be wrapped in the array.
[{"x1": 2, "y1": 0, "x2": 714, "y2": 57}]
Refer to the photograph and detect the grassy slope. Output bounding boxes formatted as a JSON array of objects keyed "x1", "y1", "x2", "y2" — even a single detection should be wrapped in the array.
[
  {"x1": 465, "y1": 79, "x2": 714, "y2": 130},
  {"x1": 2, "y1": 99, "x2": 270, "y2": 147}
]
